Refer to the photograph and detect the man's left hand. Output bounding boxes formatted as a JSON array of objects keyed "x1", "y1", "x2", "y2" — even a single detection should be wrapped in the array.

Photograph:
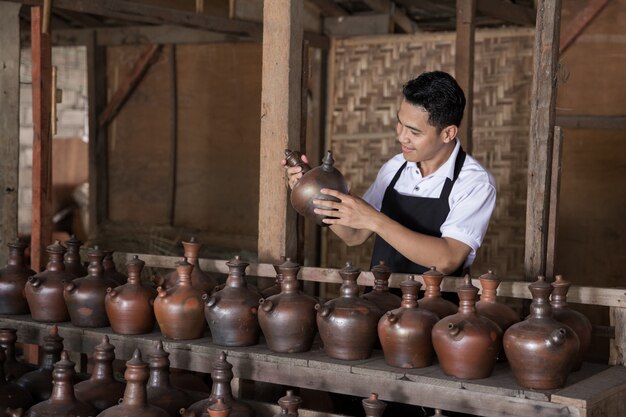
[{"x1": 313, "y1": 189, "x2": 380, "y2": 231}]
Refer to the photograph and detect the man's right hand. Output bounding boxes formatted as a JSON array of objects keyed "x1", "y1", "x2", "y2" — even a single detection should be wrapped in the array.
[{"x1": 281, "y1": 154, "x2": 309, "y2": 190}]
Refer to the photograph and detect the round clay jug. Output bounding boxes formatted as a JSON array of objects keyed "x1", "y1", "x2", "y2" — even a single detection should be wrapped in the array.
[
  {"x1": 362, "y1": 393, "x2": 386, "y2": 417},
  {"x1": 316, "y1": 262, "x2": 380, "y2": 360},
  {"x1": 74, "y1": 335, "x2": 125, "y2": 412},
  {"x1": 105, "y1": 255, "x2": 157, "y2": 335},
  {"x1": 258, "y1": 258, "x2": 317, "y2": 353},
  {"x1": 62, "y1": 235, "x2": 87, "y2": 279},
  {"x1": 24, "y1": 241, "x2": 72, "y2": 323},
  {"x1": 102, "y1": 250, "x2": 127, "y2": 286},
  {"x1": 204, "y1": 256, "x2": 261, "y2": 347},
  {"x1": 0, "y1": 328, "x2": 37, "y2": 380},
  {"x1": 184, "y1": 352, "x2": 255, "y2": 417},
  {"x1": 0, "y1": 239, "x2": 35, "y2": 315},
  {"x1": 362, "y1": 261, "x2": 401, "y2": 315},
  {"x1": 432, "y1": 275, "x2": 502, "y2": 379},
  {"x1": 155, "y1": 260, "x2": 205, "y2": 340},
  {"x1": 160, "y1": 238, "x2": 218, "y2": 295},
  {"x1": 551, "y1": 274, "x2": 592, "y2": 372},
  {"x1": 260, "y1": 256, "x2": 286, "y2": 298},
  {"x1": 0, "y1": 347, "x2": 33, "y2": 410},
  {"x1": 417, "y1": 267, "x2": 457, "y2": 319},
  {"x1": 272, "y1": 390, "x2": 301, "y2": 417},
  {"x1": 25, "y1": 351, "x2": 97, "y2": 417},
  {"x1": 146, "y1": 340, "x2": 193, "y2": 415},
  {"x1": 285, "y1": 149, "x2": 349, "y2": 226},
  {"x1": 16, "y1": 325, "x2": 64, "y2": 403},
  {"x1": 378, "y1": 276, "x2": 438, "y2": 368},
  {"x1": 475, "y1": 270, "x2": 520, "y2": 361},
  {"x1": 64, "y1": 246, "x2": 118, "y2": 328},
  {"x1": 504, "y1": 276, "x2": 580, "y2": 389},
  {"x1": 97, "y1": 349, "x2": 169, "y2": 417}
]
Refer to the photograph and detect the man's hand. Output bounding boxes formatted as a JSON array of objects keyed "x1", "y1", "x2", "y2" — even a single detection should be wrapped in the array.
[
  {"x1": 281, "y1": 154, "x2": 309, "y2": 190},
  {"x1": 313, "y1": 188, "x2": 381, "y2": 231}
]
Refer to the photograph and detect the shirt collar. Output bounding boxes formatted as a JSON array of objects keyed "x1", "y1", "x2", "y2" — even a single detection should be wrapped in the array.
[{"x1": 405, "y1": 139, "x2": 460, "y2": 180}]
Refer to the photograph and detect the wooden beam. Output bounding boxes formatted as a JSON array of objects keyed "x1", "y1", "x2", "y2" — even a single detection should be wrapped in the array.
[
  {"x1": 362, "y1": 0, "x2": 416, "y2": 33},
  {"x1": 98, "y1": 43, "x2": 162, "y2": 129},
  {"x1": 167, "y1": 45, "x2": 177, "y2": 226},
  {"x1": 476, "y1": 0, "x2": 536, "y2": 26},
  {"x1": 308, "y1": 0, "x2": 348, "y2": 17},
  {"x1": 0, "y1": 2, "x2": 22, "y2": 266},
  {"x1": 559, "y1": 0, "x2": 609, "y2": 55},
  {"x1": 324, "y1": 14, "x2": 390, "y2": 37},
  {"x1": 30, "y1": 5, "x2": 53, "y2": 272},
  {"x1": 555, "y1": 115, "x2": 626, "y2": 129},
  {"x1": 545, "y1": 126, "x2": 563, "y2": 281},
  {"x1": 258, "y1": 0, "x2": 303, "y2": 262},
  {"x1": 455, "y1": 0, "x2": 476, "y2": 153},
  {"x1": 524, "y1": 0, "x2": 561, "y2": 281}
]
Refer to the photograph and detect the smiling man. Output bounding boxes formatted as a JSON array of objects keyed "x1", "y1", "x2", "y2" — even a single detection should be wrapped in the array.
[{"x1": 285, "y1": 71, "x2": 496, "y2": 276}]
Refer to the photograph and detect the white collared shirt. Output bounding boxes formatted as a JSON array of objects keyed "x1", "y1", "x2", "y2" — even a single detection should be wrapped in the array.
[{"x1": 362, "y1": 140, "x2": 496, "y2": 267}]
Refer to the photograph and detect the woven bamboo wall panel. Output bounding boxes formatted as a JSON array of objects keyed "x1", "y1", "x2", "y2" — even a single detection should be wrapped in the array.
[{"x1": 325, "y1": 29, "x2": 534, "y2": 279}]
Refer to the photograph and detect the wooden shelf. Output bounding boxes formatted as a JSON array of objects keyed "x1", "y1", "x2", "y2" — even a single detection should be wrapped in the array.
[{"x1": 2, "y1": 315, "x2": 626, "y2": 417}]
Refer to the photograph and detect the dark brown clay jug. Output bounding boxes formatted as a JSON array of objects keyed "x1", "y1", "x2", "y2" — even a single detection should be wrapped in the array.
[
  {"x1": 97, "y1": 349, "x2": 169, "y2": 417},
  {"x1": 551, "y1": 274, "x2": 592, "y2": 372},
  {"x1": 417, "y1": 267, "x2": 457, "y2": 319},
  {"x1": 475, "y1": 270, "x2": 520, "y2": 361},
  {"x1": 0, "y1": 239, "x2": 35, "y2": 315},
  {"x1": 0, "y1": 328, "x2": 37, "y2": 380},
  {"x1": 146, "y1": 340, "x2": 193, "y2": 415},
  {"x1": 155, "y1": 260, "x2": 205, "y2": 340},
  {"x1": 272, "y1": 390, "x2": 301, "y2": 417},
  {"x1": 64, "y1": 246, "x2": 118, "y2": 328},
  {"x1": 378, "y1": 276, "x2": 438, "y2": 368},
  {"x1": 184, "y1": 352, "x2": 255, "y2": 417},
  {"x1": 260, "y1": 256, "x2": 286, "y2": 298},
  {"x1": 504, "y1": 276, "x2": 580, "y2": 389},
  {"x1": 105, "y1": 255, "x2": 157, "y2": 335},
  {"x1": 102, "y1": 250, "x2": 127, "y2": 286},
  {"x1": 0, "y1": 347, "x2": 34, "y2": 410},
  {"x1": 160, "y1": 238, "x2": 218, "y2": 295},
  {"x1": 24, "y1": 241, "x2": 71, "y2": 323},
  {"x1": 316, "y1": 262, "x2": 380, "y2": 360},
  {"x1": 362, "y1": 393, "x2": 386, "y2": 417},
  {"x1": 208, "y1": 398, "x2": 231, "y2": 417},
  {"x1": 204, "y1": 256, "x2": 261, "y2": 347},
  {"x1": 258, "y1": 258, "x2": 317, "y2": 353},
  {"x1": 362, "y1": 261, "x2": 401, "y2": 315},
  {"x1": 62, "y1": 235, "x2": 87, "y2": 279},
  {"x1": 74, "y1": 335, "x2": 125, "y2": 412},
  {"x1": 285, "y1": 149, "x2": 349, "y2": 226},
  {"x1": 17, "y1": 325, "x2": 64, "y2": 403},
  {"x1": 432, "y1": 275, "x2": 502, "y2": 379},
  {"x1": 25, "y1": 351, "x2": 97, "y2": 417}
]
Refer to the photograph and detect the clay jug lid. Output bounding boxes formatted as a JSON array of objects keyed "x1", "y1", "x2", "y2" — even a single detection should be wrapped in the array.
[
  {"x1": 46, "y1": 241, "x2": 66, "y2": 254},
  {"x1": 400, "y1": 275, "x2": 422, "y2": 291},
  {"x1": 279, "y1": 257, "x2": 299, "y2": 270},
  {"x1": 362, "y1": 392, "x2": 386, "y2": 413},
  {"x1": 423, "y1": 266, "x2": 443, "y2": 278},
  {"x1": 64, "y1": 234, "x2": 82, "y2": 247},
  {"x1": 52, "y1": 351, "x2": 75, "y2": 380},
  {"x1": 457, "y1": 274, "x2": 478, "y2": 301},
  {"x1": 272, "y1": 256, "x2": 287, "y2": 274},
  {"x1": 277, "y1": 390, "x2": 302, "y2": 409},
  {"x1": 226, "y1": 255, "x2": 249, "y2": 269},
  {"x1": 93, "y1": 335, "x2": 115, "y2": 361},
  {"x1": 528, "y1": 275, "x2": 553, "y2": 299},
  {"x1": 552, "y1": 274, "x2": 571, "y2": 289},
  {"x1": 213, "y1": 352, "x2": 233, "y2": 372},
  {"x1": 126, "y1": 255, "x2": 145, "y2": 269},
  {"x1": 370, "y1": 260, "x2": 391, "y2": 275},
  {"x1": 339, "y1": 261, "x2": 360, "y2": 274},
  {"x1": 478, "y1": 270, "x2": 499, "y2": 282},
  {"x1": 175, "y1": 259, "x2": 194, "y2": 276},
  {"x1": 8, "y1": 238, "x2": 28, "y2": 250},
  {"x1": 148, "y1": 340, "x2": 170, "y2": 369},
  {"x1": 321, "y1": 150, "x2": 336, "y2": 172}
]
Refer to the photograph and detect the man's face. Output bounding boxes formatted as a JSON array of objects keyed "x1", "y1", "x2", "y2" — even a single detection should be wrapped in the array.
[{"x1": 396, "y1": 99, "x2": 448, "y2": 164}]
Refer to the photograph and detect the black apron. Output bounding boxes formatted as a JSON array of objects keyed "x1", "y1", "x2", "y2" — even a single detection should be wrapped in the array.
[{"x1": 370, "y1": 147, "x2": 467, "y2": 276}]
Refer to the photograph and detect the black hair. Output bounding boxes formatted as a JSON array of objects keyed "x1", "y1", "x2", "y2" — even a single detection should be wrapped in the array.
[{"x1": 402, "y1": 71, "x2": 466, "y2": 132}]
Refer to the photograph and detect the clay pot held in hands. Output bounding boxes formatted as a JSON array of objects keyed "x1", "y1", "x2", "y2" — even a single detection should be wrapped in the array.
[
  {"x1": 272, "y1": 390, "x2": 301, "y2": 417},
  {"x1": 62, "y1": 235, "x2": 87, "y2": 279},
  {"x1": 362, "y1": 261, "x2": 401, "y2": 315},
  {"x1": 0, "y1": 347, "x2": 33, "y2": 411},
  {"x1": 417, "y1": 267, "x2": 457, "y2": 319},
  {"x1": 362, "y1": 393, "x2": 386, "y2": 417},
  {"x1": 146, "y1": 340, "x2": 193, "y2": 415},
  {"x1": 0, "y1": 328, "x2": 37, "y2": 380},
  {"x1": 160, "y1": 237, "x2": 218, "y2": 295},
  {"x1": 102, "y1": 250, "x2": 127, "y2": 286},
  {"x1": 0, "y1": 239, "x2": 35, "y2": 315}
]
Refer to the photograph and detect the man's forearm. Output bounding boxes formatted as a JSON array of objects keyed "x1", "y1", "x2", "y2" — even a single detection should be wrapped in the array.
[{"x1": 329, "y1": 224, "x2": 372, "y2": 246}]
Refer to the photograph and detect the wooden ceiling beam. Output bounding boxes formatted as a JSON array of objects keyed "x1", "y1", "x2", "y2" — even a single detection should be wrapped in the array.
[
  {"x1": 362, "y1": 0, "x2": 417, "y2": 33},
  {"x1": 559, "y1": 0, "x2": 609, "y2": 55},
  {"x1": 476, "y1": 0, "x2": 535, "y2": 26},
  {"x1": 308, "y1": 0, "x2": 349, "y2": 16}
]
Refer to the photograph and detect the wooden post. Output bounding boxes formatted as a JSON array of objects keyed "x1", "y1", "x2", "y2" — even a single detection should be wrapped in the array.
[
  {"x1": 31, "y1": 6, "x2": 54, "y2": 272},
  {"x1": 610, "y1": 306, "x2": 626, "y2": 365},
  {"x1": 455, "y1": 0, "x2": 476, "y2": 153},
  {"x1": 258, "y1": 0, "x2": 303, "y2": 262},
  {"x1": 545, "y1": 126, "x2": 563, "y2": 280},
  {"x1": 0, "y1": 2, "x2": 21, "y2": 266},
  {"x1": 524, "y1": 0, "x2": 561, "y2": 280}
]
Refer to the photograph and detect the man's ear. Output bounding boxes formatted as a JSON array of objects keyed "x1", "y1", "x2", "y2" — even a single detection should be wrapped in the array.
[{"x1": 441, "y1": 125, "x2": 458, "y2": 143}]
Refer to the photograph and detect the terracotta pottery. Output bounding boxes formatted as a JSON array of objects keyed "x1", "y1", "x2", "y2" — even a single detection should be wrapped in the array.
[
  {"x1": 102, "y1": 250, "x2": 127, "y2": 286},
  {"x1": 204, "y1": 256, "x2": 261, "y2": 347},
  {"x1": 316, "y1": 262, "x2": 380, "y2": 360},
  {"x1": 362, "y1": 261, "x2": 401, "y2": 315},
  {"x1": 432, "y1": 275, "x2": 502, "y2": 379},
  {"x1": 551, "y1": 275, "x2": 593, "y2": 372},
  {"x1": 62, "y1": 235, "x2": 87, "y2": 279},
  {"x1": 284, "y1": 149, "x2": 349, "y2": 226},
  {"x1": 0, "y1": 328, "x2": 37, "y2": 380},
  {"x1": 260, "y1": 256, "x2": 286, "y2": 298},
  {"x1": 64, "y1": 246, "x2": 118, "y2": 328},
  {"x1": 105, "y1": 255, "x2": 157, "y2": 335},
  {"x1": 184, "y1": 352, "x2": 255, "y2": 417},
  {"x1": 259, "y1": 258, "x2": 317, "y2": 353},
  {"x1": 417, "y1": 267, "x2": 457, "y2": 319},
  {"x1": 362, "y1": 393, "x2": 386, "y2": 417},
  {"x1": 0, "y1": 239, "x2": 35, "y2": 315},
  {"x1": 154, "y1": 260, "x2": 205, "y2": 340},
  {"x1": 160, "y1": 238, "x2": 218, "y2": 295},
  {"x1": 208, "y1": 398, "x2": 232, "y2": 417},
  {"x1": 475, "y1": 270, "x2": 520, "y2": 361},
  {"x1": 378, "y1": 276, "x2": 438, "y2": 368},
  {"x1": 504, "y1": 276, "x2": 580, "y2": 389},
  {"x1": 24, "y1": 241, "x2": 72, "y2": 323},
  {"x1": 272, "y1": 390, "x2": 301, "y2": 417},
  {"x1": 24, "y1": 351, "x2": 97, "y2": 417},
  {"x1": 17, "y1": 325, "x2": 64, "y2": 403},
  {"x1": 0, "y1": 347, "x2": 33, "y2": 410},
  {"x1": 74, "y1": 335, "x2": 125, "y2": 412},
  {"x1": 146, "y1": 340, "x2": 193, "y2": 415},
  {"x1": 97, "y1": 349, "x2": 169, "y2": 417}
]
